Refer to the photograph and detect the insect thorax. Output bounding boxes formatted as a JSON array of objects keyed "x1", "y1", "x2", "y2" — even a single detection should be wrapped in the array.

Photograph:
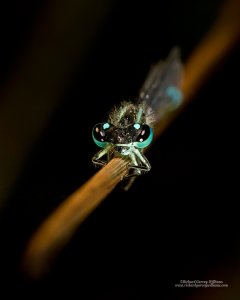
[{"x1": 108, "y1": 101, "x2": 155, "y2": 128}]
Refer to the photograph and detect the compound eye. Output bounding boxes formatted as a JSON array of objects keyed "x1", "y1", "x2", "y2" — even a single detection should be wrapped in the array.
[
  {"x1": 135, "y1": 124, "x2": 153, "y2": 148},
  {"x1": 92, "y1": 122, "x2": 111, "y2": 148}
]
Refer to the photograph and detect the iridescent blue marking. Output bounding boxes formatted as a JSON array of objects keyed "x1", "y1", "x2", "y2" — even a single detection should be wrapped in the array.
[
  {"x1": 166, "y1": 85, "x2": 183, "y2": 107},
  {"x1": 103, "y1": 122, "x2": 110, "y2": 129},
  {"x1": 134, "y1": 123, "x2": 141, "y2": 130}
]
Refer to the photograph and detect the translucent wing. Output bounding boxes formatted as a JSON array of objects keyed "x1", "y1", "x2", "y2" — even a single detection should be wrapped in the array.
[{"x1": 139, "y1": 47, "x2": 184, "y2": 122}]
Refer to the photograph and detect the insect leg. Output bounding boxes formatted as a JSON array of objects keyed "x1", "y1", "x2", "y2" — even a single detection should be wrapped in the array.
[
  {"x1": 123, "y1": 152, "x2": 140, "y2": 190},
  {"x1": 125, "y1": 152, "x2": 142, "y2": 178},
  {"x1": 123, "y1": 150, "x2": 151, "y2": 190},
  {"x1": 132, "y1": 148, "x2": 151, "y2": 172},
  {"x1": 92, "y1": 144, "x2": 114, "y2": 167}
]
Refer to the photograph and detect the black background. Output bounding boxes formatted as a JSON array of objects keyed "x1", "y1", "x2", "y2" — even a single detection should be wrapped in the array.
[{"x1": 0, "y1": 0, "x2": 239, "y2": 299}]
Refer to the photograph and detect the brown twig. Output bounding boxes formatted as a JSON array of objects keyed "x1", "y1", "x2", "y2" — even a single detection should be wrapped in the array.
[
  {"x1": 22, "y1": 158, "x2": 128, "y2": 278},
  {"x1": 22, "y1": 0, "x2": 240, "y2": 279}
]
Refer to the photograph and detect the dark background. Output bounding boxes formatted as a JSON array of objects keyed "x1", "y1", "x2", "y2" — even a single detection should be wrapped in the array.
[{"x1": 0, "y1": 0, "x2": 239, "y2": 299}]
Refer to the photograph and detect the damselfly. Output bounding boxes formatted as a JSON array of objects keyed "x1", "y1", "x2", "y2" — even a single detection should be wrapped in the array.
[{"x1": 92, "y1": 48, "x2": 184, "y2": 188}]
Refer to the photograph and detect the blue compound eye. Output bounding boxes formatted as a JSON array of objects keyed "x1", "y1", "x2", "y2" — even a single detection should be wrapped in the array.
[
  {"x1": 134, "y1": 124, "x2": 153, "y2": 148},
  {"x1": 92, "y1": 122, "x2": 110, "y2": 148}
]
